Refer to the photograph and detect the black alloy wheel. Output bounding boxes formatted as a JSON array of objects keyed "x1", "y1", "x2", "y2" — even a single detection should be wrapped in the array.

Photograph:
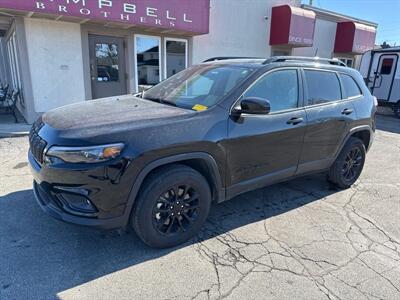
[
  {"x1": 328, "y1": 137, "x2": 366, "y2": 189},
  {"x1": 152, "y1": 184, "x2": 200, "y2": 235},
  {"x1": 341, "y1": 147, "x2": 363, "y2": 183},
  {"x1": 131, "y1": 164, "x2": 211, "y2": 248}
]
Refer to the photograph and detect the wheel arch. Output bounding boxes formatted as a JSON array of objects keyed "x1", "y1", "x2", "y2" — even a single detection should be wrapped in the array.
[
  {"x1": 351, "y1": 130, "x2": 372, "y2": 151},
  {"x1": 122, "y1": 152, "x2": 225, "y2": 227},
  {"x1": 336, "y1": 126, "x2": 373, "y2": 158}
]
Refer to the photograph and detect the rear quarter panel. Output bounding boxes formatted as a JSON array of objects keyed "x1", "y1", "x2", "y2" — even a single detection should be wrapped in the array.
[{"x1": 350, "y1": 70, "x2": 376, "y2": 130}]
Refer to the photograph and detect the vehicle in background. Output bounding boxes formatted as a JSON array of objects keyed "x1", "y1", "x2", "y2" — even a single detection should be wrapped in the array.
[{"x1": 359, "y1": 47, "x2": 400, "y2": 118}]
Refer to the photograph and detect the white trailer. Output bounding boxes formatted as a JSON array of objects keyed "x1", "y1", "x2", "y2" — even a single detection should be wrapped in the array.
[{"x1": 359, "y1": 47, "x2": 400, "y2": 118}]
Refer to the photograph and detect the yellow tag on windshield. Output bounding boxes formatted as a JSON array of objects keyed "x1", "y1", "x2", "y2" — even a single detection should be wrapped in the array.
[{"x1": 192, "y1": 104, "x2": 208, "y2": 111}]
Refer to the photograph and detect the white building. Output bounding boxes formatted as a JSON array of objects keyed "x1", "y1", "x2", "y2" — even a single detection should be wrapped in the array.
[{"x1": 0, "y1": 0, "x2": 377, "y2": 123}]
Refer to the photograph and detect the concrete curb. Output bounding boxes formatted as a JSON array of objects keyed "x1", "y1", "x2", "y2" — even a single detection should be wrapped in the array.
[
  {"x1": 0, "y1": 124, "x2": 31, "y2": 138},
  {"x1": 0, "y1": 132, "x2": 29, "y2": 138}
]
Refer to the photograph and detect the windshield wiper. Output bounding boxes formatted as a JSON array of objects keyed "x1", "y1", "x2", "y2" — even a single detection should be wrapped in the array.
[
  {"x1": 143, "y1": 97, "x2": 176, "y2": 107},
  {"x1": 143, "y1": 96, "x2": 162, "y2": 103}
]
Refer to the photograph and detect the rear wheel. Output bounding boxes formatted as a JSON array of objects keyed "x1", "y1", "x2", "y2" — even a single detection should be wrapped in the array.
[
  {"x1": 328, "y1": 137, "x2": 366, "y2": 189},
  {"x1": 394, "y1": 101, "x2": 400, "y2": 119},
  {"x1": 131, "y1": 164, "x2": 211, "y2": 248}
]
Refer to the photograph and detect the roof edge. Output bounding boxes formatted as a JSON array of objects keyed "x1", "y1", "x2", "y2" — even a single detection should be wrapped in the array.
[{"x1": 301, "y1": 4, "x2": 378, "y2": 28}]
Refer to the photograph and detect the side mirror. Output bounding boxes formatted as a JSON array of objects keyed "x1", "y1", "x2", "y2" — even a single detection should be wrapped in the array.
[{"x1": 232, "y1": 97, "x2": 271, "y2": 116}]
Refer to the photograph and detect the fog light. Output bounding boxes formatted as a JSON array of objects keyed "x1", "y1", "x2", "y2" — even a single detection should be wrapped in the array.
[{"x1": 58, "y1": 193, "x2": 98, "y2": 215}]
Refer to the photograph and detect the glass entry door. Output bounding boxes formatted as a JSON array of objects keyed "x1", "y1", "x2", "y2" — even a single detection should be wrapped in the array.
[
  {"x1": 164, "y1": 38, "x2": 188, "y2": 79},
  {"x1": 135, "y1": 35, "x2": 161, "y2": 92},
  {"x1": 89, "y1": 35, "x2": 127, "y2": 99}
]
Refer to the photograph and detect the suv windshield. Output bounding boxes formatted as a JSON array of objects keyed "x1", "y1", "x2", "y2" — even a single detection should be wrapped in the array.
[{"x1": 142, "y1": 64, "x2": 255, "y2": 110}]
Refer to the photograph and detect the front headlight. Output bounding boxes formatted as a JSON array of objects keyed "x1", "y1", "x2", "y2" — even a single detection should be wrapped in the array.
[{"x1": 45, "y1": 143, "x2": 124, "y2": 164}]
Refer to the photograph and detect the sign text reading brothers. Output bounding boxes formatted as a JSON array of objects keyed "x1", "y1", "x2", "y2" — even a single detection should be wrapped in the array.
[{"x1": 34, "y1": 0, "x2": 194, "y2": 28}]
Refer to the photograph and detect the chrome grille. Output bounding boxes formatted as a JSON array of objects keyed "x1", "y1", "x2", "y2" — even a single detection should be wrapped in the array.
[{"x1": 29, "y1": 118, "x2": 47, "y2": 164}]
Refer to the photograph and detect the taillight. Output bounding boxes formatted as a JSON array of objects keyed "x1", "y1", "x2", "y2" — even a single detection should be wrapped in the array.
[{"x1": 373, "y1": 96, "x2": 378, "y2": 107}]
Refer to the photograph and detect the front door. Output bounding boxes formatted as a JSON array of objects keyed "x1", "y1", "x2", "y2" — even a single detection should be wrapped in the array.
[
  {"x1": 225, "y1": 68, "x2": 307, "y2": 196},
  {"x1": 89, "y1": 35, "x2": 127, "y2": 99},
  {"x1": 370, "y1": 54, "x2": 398, "y2": 101}
]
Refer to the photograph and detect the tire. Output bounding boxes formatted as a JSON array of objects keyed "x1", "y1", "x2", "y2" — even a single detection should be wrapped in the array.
[
  {"x1": 328, "y1": 137, "x2": 366, "y2": 189},
  {"x1": 131, "y1": 164, "x2": 211, "y2": 248},
  {"x1": 394, "y1": 101, "x2": 400, "y2": 119}
]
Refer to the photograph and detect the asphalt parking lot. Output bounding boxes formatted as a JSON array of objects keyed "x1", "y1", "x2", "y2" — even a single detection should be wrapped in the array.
[{"x1": 0, "y1": 115, "x2": 399, "y2": 300}]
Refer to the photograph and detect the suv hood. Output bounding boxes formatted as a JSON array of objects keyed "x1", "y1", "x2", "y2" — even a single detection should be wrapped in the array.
[{"x1": 42, "y1": 95, "x2": 193, "y2": 137}]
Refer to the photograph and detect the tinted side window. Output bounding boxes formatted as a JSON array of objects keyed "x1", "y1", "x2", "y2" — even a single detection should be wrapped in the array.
[
  {"x1": 305, "y1": 70, "x2": 341, "y2": 105},
  {"x1": 340, "y1": 74, "x2": 362, "y2": 98},
  {"x1": 244, "y1": 70, "x2": 298, "y2": 112}
]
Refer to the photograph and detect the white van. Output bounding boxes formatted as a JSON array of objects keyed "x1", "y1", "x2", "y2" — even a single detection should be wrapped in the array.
[{"x1": 359, "y1": 47, "x2": 400, "y2": 118}]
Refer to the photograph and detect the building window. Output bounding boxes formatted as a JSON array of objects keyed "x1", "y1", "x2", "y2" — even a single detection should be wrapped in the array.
[
  {"x1": 135, "y1": 35, "x2": 161, "y2": 92},
  {"x1": 335, "y1": 57, "x2": 354, "y2": 68},
  {"x1": 6, "y1": 31, "x2": 22, "y2": 91},
  {"x1": 164, "y1": 38, "x2": 188, "y2": 79},
  {"x1": 272, "y1": 48, "x2": 292, "y2": 56}
]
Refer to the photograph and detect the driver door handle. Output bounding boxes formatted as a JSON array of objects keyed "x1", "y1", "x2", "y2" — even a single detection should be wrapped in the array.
[
  {"x1": 287, "y1": 117, "x2": 304, "y2": 125},
  {"x1": 342, "y1": 108, "x2": 354, "y2": 115}
]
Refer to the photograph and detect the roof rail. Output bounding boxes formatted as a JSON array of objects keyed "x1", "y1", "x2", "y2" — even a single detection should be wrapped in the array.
[
  {"x1": 203, "y1": 56, "x2": 262, "y2": 62},
  {"x1": 263, "y1": 56, "x2": 347, "y2": 67}
]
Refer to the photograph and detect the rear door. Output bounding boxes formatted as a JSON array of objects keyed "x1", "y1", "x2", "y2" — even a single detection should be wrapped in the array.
[
  {"x1": 225, "y1": 68, "x2": 307, "y2": 195},
  {"x1": 370, "y1": 54, "x2": 398, "y2": 101},
  {"x1": 297, "y1": 69, "x2": 357, "y2": 174}
]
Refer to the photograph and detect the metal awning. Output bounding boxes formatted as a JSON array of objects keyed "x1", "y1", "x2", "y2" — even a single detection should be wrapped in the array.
[
  {"x1": 334, "y1": 21, "x2": 376, "y2": 54},
  {"x1": 270, "y1": 5, "x2": 316, "y2": 48}
]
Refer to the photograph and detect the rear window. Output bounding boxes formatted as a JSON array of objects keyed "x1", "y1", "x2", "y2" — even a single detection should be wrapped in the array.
[
  {"x1": 380, "y1": 58, "x2": 394, "y2": 75},
  {"x1": 340, "y1": 74, "x2": 362, "y2": 98},
  {"x1": 305, "y1": 70, "x2": 341, "y2": 105}
]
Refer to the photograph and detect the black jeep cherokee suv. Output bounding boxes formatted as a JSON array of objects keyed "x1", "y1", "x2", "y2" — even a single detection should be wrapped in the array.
[{"x1": 29, "y1": 56, "x2": 376, "y2": 248}]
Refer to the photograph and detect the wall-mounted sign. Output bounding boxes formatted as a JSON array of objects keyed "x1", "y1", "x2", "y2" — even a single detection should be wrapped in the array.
[
  {"x1": 334, "y1": 22, "x2": 376, "y2": 54},
  {"x1": 270, "y1": 5, "x2": 316, "y2": 48},
  {"x1": 0, "y1": 0, "x2": 210, "y2": 34}
]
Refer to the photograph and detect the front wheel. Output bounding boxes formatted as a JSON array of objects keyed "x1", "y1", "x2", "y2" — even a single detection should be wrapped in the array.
[
  {"x1": 328, "y1": 137, "x2": 366, "y2": 189},
  {"x1": 131, "y1": 164, "x2": 211, "y2": 248}
]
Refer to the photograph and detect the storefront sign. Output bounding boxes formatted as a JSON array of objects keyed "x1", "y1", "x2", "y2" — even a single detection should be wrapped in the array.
[
  {"x1": 334, "y1": 22, "x2": 376, "y2": 54},
  {"x1": 0, "y1": 0, "x2": 210, "y2": 34},
  {"x1": 270, "y1": 5, "x2": 316, "y2": 47}
]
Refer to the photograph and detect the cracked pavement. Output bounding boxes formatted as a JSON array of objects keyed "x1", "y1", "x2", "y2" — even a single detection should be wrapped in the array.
[{"x1": 0, "y1": 115, "x2": 399, "y2": 300}]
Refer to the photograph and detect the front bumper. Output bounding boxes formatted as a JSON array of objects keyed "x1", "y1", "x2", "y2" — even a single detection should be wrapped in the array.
[
  {"x1": 33, "y1": 181, "x2": 126, "y2": 229},
  {"x1": 29, "y1": 150, "x2": 132, "y2": 230}
]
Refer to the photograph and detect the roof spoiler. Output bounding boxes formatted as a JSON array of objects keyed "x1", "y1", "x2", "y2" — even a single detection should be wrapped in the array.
[{"x1": 263, "y1": 56, "x2": 347, "y2": 67}]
